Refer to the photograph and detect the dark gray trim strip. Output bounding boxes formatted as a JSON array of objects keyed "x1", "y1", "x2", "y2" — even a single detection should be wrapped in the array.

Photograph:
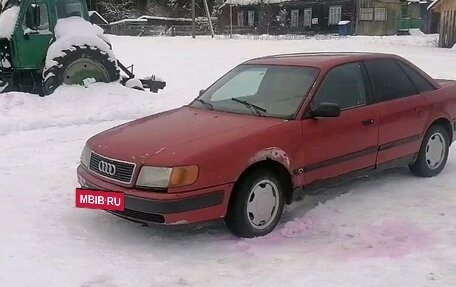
[
  {"x1": 378, "y1": 134, "x2": 422, "y2": 151},
  {"x1": 294, "y1": 134, "x2": 422, "y2": 174},
  {"x1": 124, "y1": 192, "x2": 224, "y2": 214},
  {"x1": 294, "y1": 146, "x2": 377, "y2": 174}
]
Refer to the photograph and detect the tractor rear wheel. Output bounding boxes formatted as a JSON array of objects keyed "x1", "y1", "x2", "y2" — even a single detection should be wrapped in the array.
[{"x1": 42, "y1": 45, "x2": 119, "y2": 95}]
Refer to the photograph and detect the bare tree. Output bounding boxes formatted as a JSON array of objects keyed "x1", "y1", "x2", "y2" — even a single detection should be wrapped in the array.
[{"x1": 98, "y1": 0, "x2": 138, "y2": 22}]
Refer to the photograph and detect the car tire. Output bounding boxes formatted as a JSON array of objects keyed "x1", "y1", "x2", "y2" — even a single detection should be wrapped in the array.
[
  {"x1": 409, "y1": 124, "x2": 449, "y2": 177},
  {"x1": 225, "y1": 168, "x2": 285, "y2": 238}
]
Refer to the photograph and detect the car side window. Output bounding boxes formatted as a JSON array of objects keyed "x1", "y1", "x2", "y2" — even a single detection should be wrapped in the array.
[
  {"x1": 365, "y1": 59, "x2": 418, "y2": 102},
  {"x1": 397, "y1": 61, "x2": 435, "y2": 93},
  {"x1": 314, "y1": 62, "x2": 367, "y2": 110}
]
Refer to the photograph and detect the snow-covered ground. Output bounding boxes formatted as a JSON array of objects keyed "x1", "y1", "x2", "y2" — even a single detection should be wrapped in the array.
[{"x1": 1, "y1": 35, "x2": 456, "y2": 286}]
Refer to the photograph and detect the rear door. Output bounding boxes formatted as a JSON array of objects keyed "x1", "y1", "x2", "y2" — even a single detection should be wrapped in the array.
[
  {"x1": 299, "y1": 62, "x2": 379, "y2": 186},
  {"x1": 364, "y1": 59, "x2": 431, "y2": 166}
]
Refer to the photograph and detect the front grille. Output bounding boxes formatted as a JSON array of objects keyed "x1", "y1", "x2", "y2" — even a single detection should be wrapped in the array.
[{"x1": 89, "y1": 152, "x2": 136, "y2": 184}]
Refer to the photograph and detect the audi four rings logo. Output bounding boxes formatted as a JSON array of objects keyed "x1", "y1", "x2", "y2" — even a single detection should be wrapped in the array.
[{"x1": 98, "y1": 161, "x2": 116, "y2": 176}]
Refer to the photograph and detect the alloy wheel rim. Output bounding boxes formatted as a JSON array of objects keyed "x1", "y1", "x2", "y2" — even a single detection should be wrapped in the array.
[
  {"x1": 425, "y1": 132, "x2": 445, "y2": 170},
  {"x1": 246, "y1": 179, "x2": 279, "y2": 230}
]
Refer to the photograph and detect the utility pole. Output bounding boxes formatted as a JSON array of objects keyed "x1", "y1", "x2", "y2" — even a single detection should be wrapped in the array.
[
  {"x1": 203, "y1": 0, "x2": 215, "y2": 38},
  {"x1": 230, "y1": 4, "x2": 233, "y2": 38},
  {"x1": 191, "y1": 0, "x2": 196, "y2": 38}
]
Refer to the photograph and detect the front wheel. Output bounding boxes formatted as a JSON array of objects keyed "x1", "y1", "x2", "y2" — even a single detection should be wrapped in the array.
[
  {"x1": 226, "y1": 169, "x2": 285, "y2": 238},
  {"x1": 409, "y1": 124, "x2": 450, "y2": 177}
]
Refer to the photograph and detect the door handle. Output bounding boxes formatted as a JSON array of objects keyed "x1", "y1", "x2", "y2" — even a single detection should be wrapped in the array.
[{"x1": 362, "y1": 119, "x2": 375, "y2": 126}]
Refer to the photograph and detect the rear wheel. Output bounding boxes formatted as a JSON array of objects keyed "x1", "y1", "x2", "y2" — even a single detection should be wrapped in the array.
[
  {"x1": 226, "y1": 169, "x2": 285, "y2": 238},
  {"x1": 409, "y1": 124, "x2": 449, "y2": 177},
  {"x1": 42, "y1": 45, "x2": 119, "y2": 95}
]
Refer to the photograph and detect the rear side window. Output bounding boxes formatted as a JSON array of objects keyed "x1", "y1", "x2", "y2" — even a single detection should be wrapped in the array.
[
  {"x1": 397, "y1": 61, "x2": 435, "y2": 93},
  {"x1": 365, "y1": 59, "x2": 417, "y2": 102}
]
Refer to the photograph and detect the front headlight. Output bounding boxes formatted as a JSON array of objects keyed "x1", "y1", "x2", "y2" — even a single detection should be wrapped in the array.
[
  {"x1": 80, "y1": 145, "x2": 91, "y2": 167},
  {"x1": 136, "y1": 165, "x2": 199, "y2": 189}
]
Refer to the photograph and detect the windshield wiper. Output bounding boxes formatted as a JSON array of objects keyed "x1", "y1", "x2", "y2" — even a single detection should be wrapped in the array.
[
  {"x1": 194, "y1": 99, "x2": 213, "y2": 110},
  {"x1": 231, "y1": 98, "x2": 267, "y2": 116}
]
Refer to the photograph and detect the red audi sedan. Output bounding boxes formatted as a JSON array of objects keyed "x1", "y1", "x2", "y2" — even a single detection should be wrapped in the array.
[{"x1": 77, "y1": 52, "x2": 456, "y2": 238}]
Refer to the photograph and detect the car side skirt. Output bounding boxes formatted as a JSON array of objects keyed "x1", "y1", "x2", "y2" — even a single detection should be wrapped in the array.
[{"x1": 291, "y1": 153, "x2": 418, "y2": 202}]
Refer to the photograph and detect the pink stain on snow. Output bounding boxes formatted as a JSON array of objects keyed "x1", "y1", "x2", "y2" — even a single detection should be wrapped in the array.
[{"x1": 330, "y1": 219, "x2": 436, "y2": 260}]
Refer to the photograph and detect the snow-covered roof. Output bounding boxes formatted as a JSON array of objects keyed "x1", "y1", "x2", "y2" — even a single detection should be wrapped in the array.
[
  {"x1": 428, "y1": 0, "x2": 441, "y2": 10},
  {"x1": 138, "y1": 15, "x2": 192, "y2": 22},
  {"x1": 110, "y1": 18, "x2": 148, "y2": 25},
  {"x1": 88, "y1": 10, "x2": 108, "y2": 25},
  {"x1": 224, "y1": 0, "x2": 288, "y2": 6}
]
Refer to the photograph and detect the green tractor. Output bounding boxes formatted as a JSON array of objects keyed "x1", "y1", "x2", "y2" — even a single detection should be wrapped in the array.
[{"x1": 0, "y1": 0, "x2": 165, "y2": 95}]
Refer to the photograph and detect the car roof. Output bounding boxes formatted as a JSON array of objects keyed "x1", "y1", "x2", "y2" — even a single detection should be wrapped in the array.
[{"x1": 243, "y1": 52, "x2": 401, "y2": 69}]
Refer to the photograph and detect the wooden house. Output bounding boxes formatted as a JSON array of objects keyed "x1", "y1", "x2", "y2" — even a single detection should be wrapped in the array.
[
  {"x1": 429, "y1": 0, "x2": 456, "y2": 48},
  {"x1": 355, "y1": 0, "x2": 424, "y2": 36},
  {"x1": 218, "y1": 0, "x2": 356, "y2": 35}
]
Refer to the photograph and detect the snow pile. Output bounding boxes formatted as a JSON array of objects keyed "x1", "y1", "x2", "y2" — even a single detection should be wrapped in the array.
[
  {"x1": 409, "y1": 28, "x2": 425, "y2": 36},
  {"x1": 45, "y1": 17, "x2": 116, "y2": 70},
  {"x1": 216, "y1": 33, "x2": 439, "y2": 47},
  {"x1": 0, "y1": 83, "x2": 180, "y2": 135},
  {"x1": 0, "y1": 5, "x2": 19, "y2": 39},
  {"x1": 452, "y1": 43, "x2": 456, "y2": 50}
]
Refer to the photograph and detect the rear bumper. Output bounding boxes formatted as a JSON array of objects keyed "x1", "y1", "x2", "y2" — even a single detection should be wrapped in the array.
[{"x1": 77, "y1": 165, "x2": 233, "y2": 225}]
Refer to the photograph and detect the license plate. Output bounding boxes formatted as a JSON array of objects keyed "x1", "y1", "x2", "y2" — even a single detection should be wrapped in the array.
[{"x1": 75, "y1": 188, "x2": 124, "y2": 211}]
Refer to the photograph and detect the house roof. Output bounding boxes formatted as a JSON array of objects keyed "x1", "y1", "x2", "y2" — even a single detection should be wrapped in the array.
[
  {"x1": 223, "y1": 0, "x2": 288, "y2": 6},
  {"x1": 428, "y1": 0, "x2": 441, "y2": 10},
  {"x1": 88, "y1": 10, "x2": 108, "y2": 25}
]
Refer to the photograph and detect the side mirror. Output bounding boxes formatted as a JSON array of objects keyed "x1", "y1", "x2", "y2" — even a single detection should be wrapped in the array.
[
  {"x1": 310, "y1": 102, "x2": 341, "y2": 118},
  {"x1": 199, "y1": 89, "x2": 205, "y2": 97}
]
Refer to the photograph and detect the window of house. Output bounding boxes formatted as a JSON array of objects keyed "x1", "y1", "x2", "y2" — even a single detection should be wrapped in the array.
[
  {"x1": 314, "y1": 62, "x2": 367, "y2": 110},
  {"x1": 359, "y1": 8, "x2": 373, "y2": 21},
  {"x1": 291, "y1": 9, "x2": 299, "y2": 28},
  {"x1": 328, "y1": 6, "x2": 342, "y2": 25},
  {"x1": 365, "y1": 59, "x2": 418, "y2": 102},
  {"x1": 397, "y1": 61, "x2": 435, "y2": 93},
  {"x1": 237, "y1": 11, "x2": 244, "y2": 27},
  {"x1": 374, "y1": 7, "x2": 387, "y2": 21},
  {"x1": 304, "y1": 8, "x2": 312, "y2": 28}
]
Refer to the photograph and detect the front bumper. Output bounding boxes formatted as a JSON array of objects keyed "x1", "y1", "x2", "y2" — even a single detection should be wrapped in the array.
[{"x1": 77, "y1": 165, "x2": 233, "y2": 225}]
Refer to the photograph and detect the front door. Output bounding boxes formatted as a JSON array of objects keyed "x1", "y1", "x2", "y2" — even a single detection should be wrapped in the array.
[
  {"x1": 13, "y1": 0, "x2": 54, "y2": 69},
  {"x1": 299, "y1": 62, "x2": 379, "y2": 186},
  {"x1": 248, "y1": 11, "x2": 255, "y2": 27},
  {"x1": 304, "y1": 8, "x2": 312, "y2": 28},
  {"x1": 364, "y1": 59, "x2": 430, "y2": 166},
  {"x1": 291, "y1": 9, "x2": 299, "y2": 28}
]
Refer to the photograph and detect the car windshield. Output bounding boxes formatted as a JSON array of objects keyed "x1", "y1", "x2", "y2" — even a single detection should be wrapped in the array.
[{"x1": 191, "y1": 64, "x2": 319, "y2": 119}]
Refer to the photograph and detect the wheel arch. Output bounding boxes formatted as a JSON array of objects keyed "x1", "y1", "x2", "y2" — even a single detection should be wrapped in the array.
[
  {"x1": 232, "y1": 159, "x2": 294, "y2": 205},
  {"x1": 428, "y1": 117, "x2": 453, "y2": 145}
]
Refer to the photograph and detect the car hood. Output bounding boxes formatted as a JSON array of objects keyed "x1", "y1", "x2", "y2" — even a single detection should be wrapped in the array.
[{"x1": 88, "y1": 106, "x2": 288, "y2": 166}]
